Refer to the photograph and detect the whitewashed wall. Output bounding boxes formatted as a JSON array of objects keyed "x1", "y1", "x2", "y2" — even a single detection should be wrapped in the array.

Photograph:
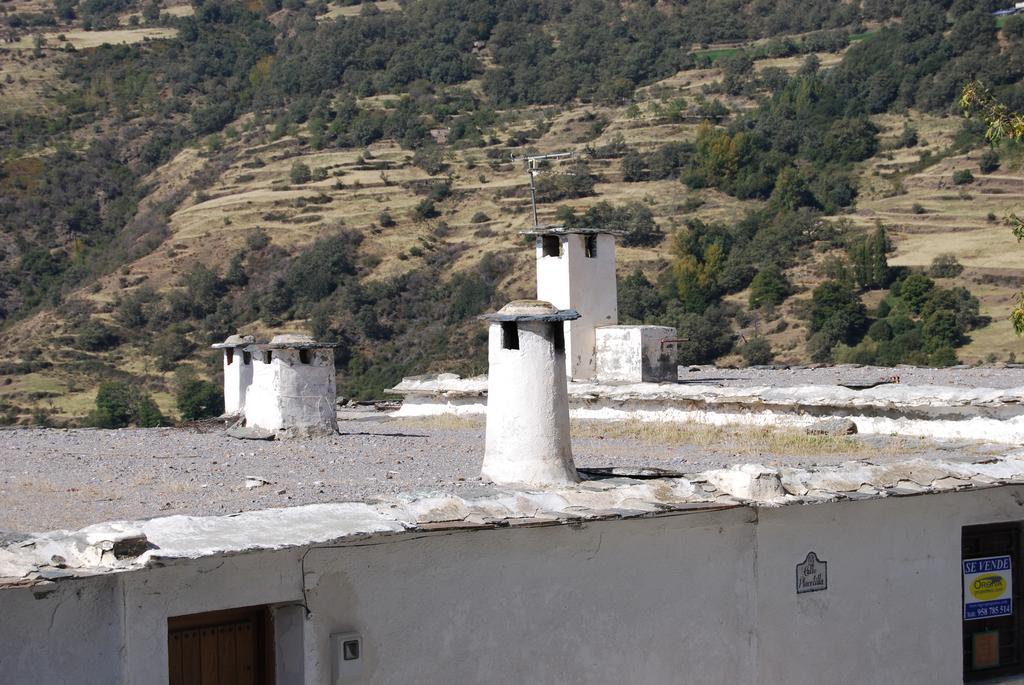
[{"x1": 5, "y1": 487, "x2": 1024, "y2": 684}]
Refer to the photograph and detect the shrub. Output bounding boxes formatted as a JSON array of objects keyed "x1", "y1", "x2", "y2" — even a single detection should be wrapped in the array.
[
  {"x1": 289, "y1": 162, "x2": 312, "y2": 185},
  {"x1": 176, "y1": 378, "x2": 224, "y2": 421},
  {"x1": 76, "y1": 319, "x2": 122, "y2": 351},
  {"x1": 412, "y1": 198, "x2": 438, "y2": 221},
  {"x1": 929, "y1": 253, "x2": 964, "y2": 278},
  {"x1": 952, "y1": 169, "x2": 974, "y2": 185},
  {"x1": 675, "y1": 307, "x2": 735, "y2": 364},
  {"x1": 620, "y1": 150, "x2": 647, "y2": 182},
  {"x1": 470, "y1": 211, "x2": 490, "y2": 224},
  {"x1": 867, "y1": 319, "x2": 893, "y2": 342},
  {"x1": 88, "y1": 381, "x2": 166, "y2": 428},
  {"x1": 911, "y1": 203, "x2": 926, "y2": 214},
  {"x1": 979, "y1": 149, "x2": 1000, "y2": 174},
  {"x1": 378, "y1": 211, "x2": 396, "y2": 227},
  {"x1": 153, "y1": 324, "x2": 195, "y2": 372},
  {"x1": 618, "y1": 269, "x2": 663, "y2": 324},
  {"x1": 739, "y1": 337, "x2": 773, "y2": 366}
]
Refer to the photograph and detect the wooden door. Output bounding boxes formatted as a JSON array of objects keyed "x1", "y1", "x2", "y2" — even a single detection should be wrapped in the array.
[{"x1": 168, "y1": 606, "x2": 274, "y2": 685}]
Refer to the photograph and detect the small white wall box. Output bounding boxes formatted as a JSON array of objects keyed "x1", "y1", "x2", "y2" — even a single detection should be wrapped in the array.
[
  {"x1": 532, "y1": 227, "x2": 619, "y2": 381},
  {"x1": 211, "y1": 334, "x2": 255, "y2": 416},
  {"x1": 480, "y1": 300, "x2": 581, "y2": 487},
  {"x1": 595, "y1": 325, "x2": 679, "y2": 383},
  {"x1": 331, "y1": 632, "x2": 363, "y2": 685},
  {"x1": 243, "y1": 334, "x2": 340, "y2": 435}
]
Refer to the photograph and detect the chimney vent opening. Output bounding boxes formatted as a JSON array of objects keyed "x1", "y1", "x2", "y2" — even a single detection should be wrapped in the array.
[
  {"x1": 584, "y1": 235, "x2": 597, "y2": 258},
  {"x1": 501, "y1": 321, "x2": 520, "y2": 350},
  {"x1": 542, "y1": 235, "x2": 561, "y2": 258},
  {"x1": 550, "y1": 322, "x2": 565, "y2": 353},
  {"x1": 299, "y1": 349, "x2": 311, "y2": 364},
  {"x1": 263, "y1": 351, "x2": 272, "y2": 364},
  {"x1": 242, "y1": 351, "x2": 251, "y2": 365},
  {"x1": 225, "y1": 348, "x2": 234, "y2": 365}
]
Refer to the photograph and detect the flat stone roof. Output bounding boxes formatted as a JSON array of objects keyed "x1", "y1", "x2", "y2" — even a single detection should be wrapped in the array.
[
  {"x1": 0, "y1": 411, "x2": 1011, "y2": 535},
  {"x1": 677, "y1": 364, "x2": 1024, "y2": 390},
  {"x1": 5, "y1": 405, "x2": 1024, "y2": 584}
]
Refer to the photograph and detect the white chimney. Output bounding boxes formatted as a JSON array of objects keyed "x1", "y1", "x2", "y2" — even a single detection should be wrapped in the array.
[
  {"x1": 481, "y1": 300, "x2": 580, "y2": 487},
  {"x1": 211, "y1": 334, "x2": 255, "y2": 416},
  {"x1": 243, "y1": 334, "x2": 339, "y2": 435},
  {"x1": 533, "y1": 228, "x2": 618, "y2": 381}
]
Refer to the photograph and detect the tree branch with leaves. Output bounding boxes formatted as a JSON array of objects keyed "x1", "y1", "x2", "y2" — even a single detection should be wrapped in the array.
[{"x1": 960, "y1": 81, "x2": 1024, "y2": 333}]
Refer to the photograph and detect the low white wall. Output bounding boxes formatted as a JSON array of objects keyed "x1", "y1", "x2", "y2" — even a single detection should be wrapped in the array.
[
  {"x1": 0, "y1": 576, "x2": 123, "y2": 684},
  {"x1": 6, "y1": 488, "x2": 1024, "y2": 684},
  {"x1": 393, "y1": 394, "x2": 1024, "y2": 444},
  {"x1": 595, "y1": 325, "x2": 677, "y2": 383}
]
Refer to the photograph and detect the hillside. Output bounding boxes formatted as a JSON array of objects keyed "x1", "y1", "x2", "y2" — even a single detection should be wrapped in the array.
[{"x1": 1, "y1": 0, "x2": 1023, "y2": 424}]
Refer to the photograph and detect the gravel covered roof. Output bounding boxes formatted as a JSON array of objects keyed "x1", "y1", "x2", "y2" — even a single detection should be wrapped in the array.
[{"x1": 0, "y1": 410, "x2": 1012, "y2": 535}]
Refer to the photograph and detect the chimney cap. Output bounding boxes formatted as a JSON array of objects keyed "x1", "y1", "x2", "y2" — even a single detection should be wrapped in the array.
[
  {"x1": 211, "y1": 334, "x2": 256, "y2": 349},
  {"x1": 248, "y1": 333, "x2": 342, "y2": 350},
  {"x1": 519, "y1": 224, "x2": 625, "y2": 237},
  {"x1": 479, "y1": 300, "x2": 580, "y2": 323}
]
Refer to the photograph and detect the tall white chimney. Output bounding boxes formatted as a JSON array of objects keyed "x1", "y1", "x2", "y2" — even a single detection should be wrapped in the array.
[
  {"x1": 480, "y1": 300, "x2": 580, "y2": 487},
  {"x1": 211, "y1": 334, "x2": 255, "y2": 416},
  {"x1": 533, "y1": 228, "x2": 618, "y2": 381}
]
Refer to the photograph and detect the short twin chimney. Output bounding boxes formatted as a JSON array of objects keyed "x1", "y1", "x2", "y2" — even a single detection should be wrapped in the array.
[
  {"x1": 480, "y1": 300, "x2": 580, "y2": 487},
  {"x1": 243, "y1": 334, "x2": 339, "y2": 436}
]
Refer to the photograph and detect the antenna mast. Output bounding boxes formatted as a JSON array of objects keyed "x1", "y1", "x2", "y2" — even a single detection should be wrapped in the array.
[{"x1": 512, "y1": 151, "x2": 575, "y2": 228}]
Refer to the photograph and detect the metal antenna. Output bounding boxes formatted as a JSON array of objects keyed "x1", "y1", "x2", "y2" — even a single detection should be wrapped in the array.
[{"x1": 511, "y1": 151, "x2": 575, "y2": 228}]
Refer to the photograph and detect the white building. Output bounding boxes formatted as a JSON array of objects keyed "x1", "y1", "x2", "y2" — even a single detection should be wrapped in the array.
[
  {"x1": 5, "y1": 421, "x2": 1024, "y2": 684},
  {"x1": 243, "y1": 334, "x2": 339, "y2": 436},
  {"x1": 480, "y1": 300, "x2": 580, "y2": 487},
  {"x1": 211, "y1": 334, "x2": 255, "y2": 416}
]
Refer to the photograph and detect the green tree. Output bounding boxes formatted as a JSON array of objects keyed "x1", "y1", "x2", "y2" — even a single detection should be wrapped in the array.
[
  {"x1": 621, "y1": 150, "x2": 647, "y2": 182},
  {"x1": 89, "y1": 381, "x2": 166, "y2": 428},
  {"x1": 176, "y1": 378, "x2": 224, "y2": 421},
  {"x1": 849, "y1": 226, "x2": 891, "y2": 290},
  {"x1": 899, "y1": 274, "x2": 936, "y2": 314},
  {"x1": 748, "y1": 266, "x2": 792, "y2": 309},
  {"x1": 961, "y1": 82, "x2": 1024, "y2": 332}
]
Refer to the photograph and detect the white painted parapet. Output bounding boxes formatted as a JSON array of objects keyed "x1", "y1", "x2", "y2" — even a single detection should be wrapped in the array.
[
  {"x1": 533, "y1": 229, "x2": 618, "y2": 381},
  {"x1": 480, "y1": 301, "x2": 581, "y2": 487},
  {"x1": 243, "y1": 334, "x2": 338, "y2": 436},
  {"x1": 212, "y1": 334, "x2": 255, "y2": 416},
  {"x1": 389, "y1": 375, "x2": 1024, "y2": 444},
  {"x1": 595, "y1": 325, "x2": 679, "y2": 383}
]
